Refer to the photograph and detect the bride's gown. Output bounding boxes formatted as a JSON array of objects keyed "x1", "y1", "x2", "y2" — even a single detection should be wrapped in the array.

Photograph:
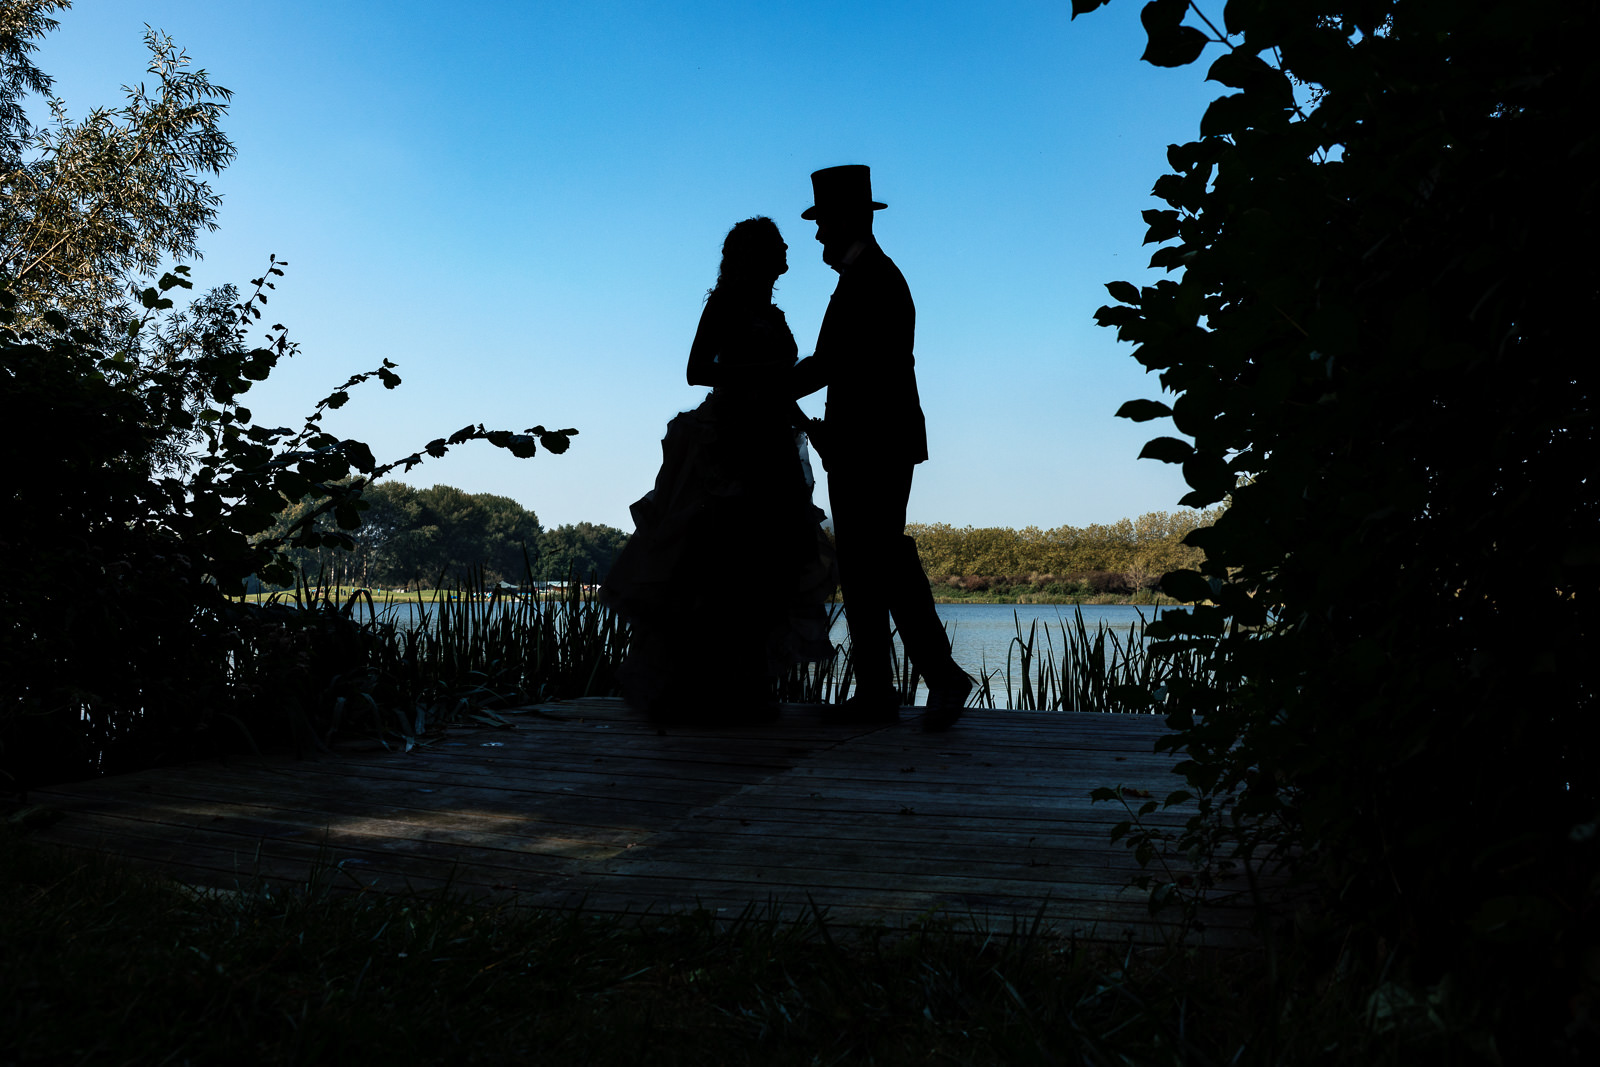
[{"x1": 601, "y1": 292, "x2": 836, "y2": 722}]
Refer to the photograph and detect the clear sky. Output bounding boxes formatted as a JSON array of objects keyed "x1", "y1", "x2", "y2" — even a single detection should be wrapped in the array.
[{"x1": 38, "y1": 0, "x2": 1220, "y2": 532}]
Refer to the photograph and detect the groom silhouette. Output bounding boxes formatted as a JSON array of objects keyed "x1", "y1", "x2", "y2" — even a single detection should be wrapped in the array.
[{"x1": 793, "y1": 165, "x2": 973, "y2": 730}]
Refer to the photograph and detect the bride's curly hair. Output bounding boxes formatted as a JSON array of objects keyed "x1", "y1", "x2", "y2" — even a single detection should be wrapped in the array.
[{"x1": 712, "y1": 216, "x2": 783, "y2": 296}]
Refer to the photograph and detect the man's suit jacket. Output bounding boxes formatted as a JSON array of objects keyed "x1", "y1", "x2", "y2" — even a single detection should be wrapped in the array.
[{"x1": 793, "y1": 239, "x2": 929, "y2": 470}]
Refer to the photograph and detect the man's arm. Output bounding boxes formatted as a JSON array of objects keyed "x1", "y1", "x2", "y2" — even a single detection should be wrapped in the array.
[
  {"x1": 791, "y1": 279, "x2": 855, "y2": 398},
  {"x1": 791, "y1": 351, "x2": 829, "y2": 398}
]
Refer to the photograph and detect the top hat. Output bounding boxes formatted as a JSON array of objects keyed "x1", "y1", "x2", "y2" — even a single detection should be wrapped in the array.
[{"x1": 801, "y1": 164, "x2": 887, "y2": 220}]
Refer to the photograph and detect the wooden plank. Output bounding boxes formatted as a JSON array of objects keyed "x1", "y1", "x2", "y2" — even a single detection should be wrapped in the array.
[
  {"x1": 70, "y1": 781, "x2": 668, "y2": 849},
  {"x1": 42, "y1": 804, "x2": 588, "y2": 875},
  {"x1": 590, "y1": 844, "x2": 1168, "y2": 888},
  {"x1": 518, "y1": 880, "x2": 1239, "y2": 935},
  {"x1": 44, "y1": 789, "x2": 645, "y2": 861},
  {"x1": 673, "y1": 814, "x2": 1178, "y2": 852},
  {"x1": 519, "y1": 890, "x2": 1253, "y2": 945},
  {"x1": 25, "y1": 695, "x2": 1251, "y2": 947}
]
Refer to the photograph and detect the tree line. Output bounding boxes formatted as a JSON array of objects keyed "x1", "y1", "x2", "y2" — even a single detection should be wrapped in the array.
[
  {"x1": 269, "y1": 494, "x2": 1215, "y2": 595},
  {"x1": 907, "y1": 509, "x2": 1218, "y2": 592},
  {"x1": 264, "y1": 482, "x2": 627, "y2": 589}
]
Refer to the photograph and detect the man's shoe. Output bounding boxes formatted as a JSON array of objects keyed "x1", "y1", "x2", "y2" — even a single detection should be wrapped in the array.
[
  {"x1": 820, "y1": 689, "x2": 900, "y2": 725},
  {"x1": 921, "y1": 674, "x2": 973, "y2": 733}
]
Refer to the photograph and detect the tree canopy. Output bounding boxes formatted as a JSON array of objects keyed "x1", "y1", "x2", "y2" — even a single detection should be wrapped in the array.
[
  {"x1": 264, "y1": 482, "x2": 629, "y2": 589},
  {"x1": 0, "y1": 1, "x2": 235, "y2": 334}
]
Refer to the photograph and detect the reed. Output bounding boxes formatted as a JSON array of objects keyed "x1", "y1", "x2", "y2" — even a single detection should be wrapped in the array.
[
  {"x1": 241, "y1": 565, "x2": 631, "y2": 749},
  {"x1": 243, "y1": 572, "x2": 1211, "y2": 753},
  {"x1": 972, "y1": 606, "x2": 1208, "y2": 713},
  {"x1": 775, "y1": 602, "x2": 852, "y2": 705}
]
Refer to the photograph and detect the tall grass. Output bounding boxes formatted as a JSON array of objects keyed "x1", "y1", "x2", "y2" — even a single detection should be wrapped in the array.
[
  {"x1": 246, "y1": 573, "x2": 1206, "y2": 752},
  {"x1": 240, "y1": 566, "x2": 630, "y2": 750},
  {"x1": 973, "y1": 607, "x2": 1207, "y2": 713},
  {"x1": 4, "y1": 823, "x2": 1459, "y2": 1066}
]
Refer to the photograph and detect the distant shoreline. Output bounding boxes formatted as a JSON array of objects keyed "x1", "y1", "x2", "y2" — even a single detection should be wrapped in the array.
[
  {"x1": 930, "y1": 595, "x2": 1177, "y2": 607},
  {"x1": 235, "y1": 590, "x2": 1178, "y2": 608},
  {"x1": 233, "y1": 589, "x2": 591, "y2": 605}
]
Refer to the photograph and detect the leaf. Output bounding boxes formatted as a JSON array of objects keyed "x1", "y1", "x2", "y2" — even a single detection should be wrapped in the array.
[
  {"x1": 1143, "y1": 617, "x2": 1178, "y2": 640},
  {"x1": 1142, "y1": 208, "x2": 1181, "y2": 244},
  {"x1": 1110, "y1": 684, "x2": 1155, "y2": 709},
  {"x1": 1152, "y1": 175, "x2": 1184, "y2": 205},
  {"x1": 1199, "y1": 92, "x2": 1280, "y2": 136},
  {"x1": 504, "y1": 434, "x2": 540, "y2": 458},
  {"x1": 1140, "y1": 0, "x2": 1209, "y2": 68},
  {"x1": 1468, "y1": 895, "x2": 1560, "y2": 943},
  {"x1": 1206, "y1": 50, "x2": 1278, "y2": 92},
  {"x1": 1160, "y1": 569, "x2": 1214, "y2": 603},
  {"x1": 1116, "y1": 398, "x2": 1173, "y2": 422},
  {"x1": 1094, "y1": 304, "x2": 1141, "y2": 328},
  {"x1": 1148, "y1": 246, "x2": 1190, "y2": 271},
  {"x1": 538, "y1": 431, "x2": 572, "y2": 455},
  {"x1": 139, "y1": 287, "x2": 174, "y2": 311},
  {"x1": 343, "y1": 440, "x2": 376, "y2": 473},
  {"x1": 1070, "y1": 0, "x2": 1110, "y2": 17},
  {"x1": 1166, "y1": 140, "x2": 1201, "y2": 173},
  {"x1": 1138, "y1": 436, "x2": 1194, "y2": 463},
  {"x1": 1147, "y1": 882, "x2": 1176, "y2": 915},
  {"x1": 1105, "y1": 280, "x2": 1141, "y2": 305},
  {"x1": 1089, "y1": 786, "x2": 1120, "y2": 803},
  {"x1": 1178, "y1": 487, "x2": 1226, "y2": 508}
]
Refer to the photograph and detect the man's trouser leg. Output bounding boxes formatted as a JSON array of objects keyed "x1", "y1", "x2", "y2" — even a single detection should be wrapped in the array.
[
  {"x1": 830, "y1": 463, "x2": 959, "y2": 695},
  {"x1": 886, "y1": 531, "x2": 960, "y2": 687},
  {"x1": 828, "y1": 465, "x2": 900, "y2": 696}
]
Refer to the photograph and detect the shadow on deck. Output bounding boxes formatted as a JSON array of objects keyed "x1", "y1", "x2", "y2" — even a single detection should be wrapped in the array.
[{"x1": 28, "y1": 698, "x2": 1256, "y2": 944}]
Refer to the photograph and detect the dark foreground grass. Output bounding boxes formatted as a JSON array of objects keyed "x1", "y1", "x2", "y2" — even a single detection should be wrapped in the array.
[{"x1": 3, "y1": 826, "x2": 1487, "y2": 1066}]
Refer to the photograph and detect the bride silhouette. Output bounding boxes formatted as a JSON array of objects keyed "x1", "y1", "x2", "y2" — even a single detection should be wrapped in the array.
[{"x1": 601, "y1": 216, "x2": 836, "y2": 724}]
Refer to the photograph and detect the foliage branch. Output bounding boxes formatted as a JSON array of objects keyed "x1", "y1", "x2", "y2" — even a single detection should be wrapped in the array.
[
  {"x1": 1078, "y1": 0, "x2": 1596, "y2": 1052},
  {"x1": 2, "y1": 259, "x2": 576, "y2": 785}
]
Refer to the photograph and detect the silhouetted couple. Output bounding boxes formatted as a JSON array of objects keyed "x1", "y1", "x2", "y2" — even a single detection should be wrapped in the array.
[{"x1": 603, "y1": 165, "x2": 973, "y2": 731}]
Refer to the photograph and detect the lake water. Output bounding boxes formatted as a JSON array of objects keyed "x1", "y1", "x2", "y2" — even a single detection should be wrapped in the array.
[{"x1": 925, "y1": 602, "x2": 1161, "y2": 684}]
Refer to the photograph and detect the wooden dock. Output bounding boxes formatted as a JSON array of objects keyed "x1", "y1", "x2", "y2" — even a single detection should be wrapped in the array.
[{"x1": 27, "y1": 698, "x2": 1254, "y2": 943}]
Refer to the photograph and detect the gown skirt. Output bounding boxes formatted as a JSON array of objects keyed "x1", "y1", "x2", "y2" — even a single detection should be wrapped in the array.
[{"x1": 600, "y1": 389, "x2": 837, "y2": 722}]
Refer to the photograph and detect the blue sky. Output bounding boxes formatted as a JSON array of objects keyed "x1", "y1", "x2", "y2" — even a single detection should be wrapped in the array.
[{"x1": 39, "y1": 1, "x2": 1222, "y2": 531}]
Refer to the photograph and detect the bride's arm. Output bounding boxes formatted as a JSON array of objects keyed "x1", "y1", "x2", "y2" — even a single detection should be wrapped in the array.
[
  {"x1": 687, "y1": 299, "x2": 793, "y2": 388},
  {"x1": 686, "y1": 300, "x2": 723, "y2": 386}
]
